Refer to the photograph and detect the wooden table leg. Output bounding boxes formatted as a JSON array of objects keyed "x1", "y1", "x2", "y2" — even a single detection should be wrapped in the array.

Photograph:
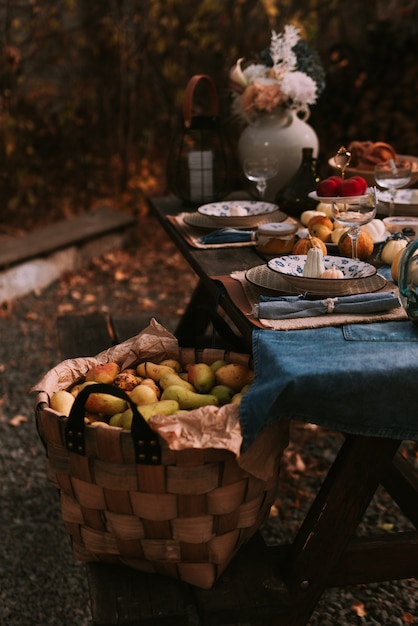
[{"x1": 281, "y1": 435, "x2": 401, "y2": 626}]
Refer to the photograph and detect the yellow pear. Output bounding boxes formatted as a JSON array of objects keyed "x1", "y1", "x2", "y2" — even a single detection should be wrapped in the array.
[
  {"x1": 209, "y1": 359, "x2": 228, "y2": 373},
  {"x1": 85, "y1": 392, "x2": 127, "y2": 417},
  {"x1": 129, "y1": 384, "x2": 159, "y2": 406},
  {"x1": 138, "y1": 400, "x2": 180, "y2": 422},
  {"x1": 50, "y1": 390, "x2": 75, "y2": 416},
  {"x1": 136, "y1": 361, "x2": 175, "y2": 382},
  {"x1": 159, "y1": 359, "x2": 182, "y2": 373}
]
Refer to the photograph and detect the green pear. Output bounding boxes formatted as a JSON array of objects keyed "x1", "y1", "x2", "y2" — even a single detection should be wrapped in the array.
[
  {"x1": 138, "y1": 399, "x2": 180, "y2": 422},
  {"x1": 85, "y1": 392, "x2": 127, "y2": 417},
  {"x1": 210, "y1": 359, "x2": 228, "y2": 373},
  {"x1": 109, "y1": 412, "x2": 124, "y2": 427},
  {"x1": 159, "y1": 372, "x2": 194, "y2": 392},
  {"x1": 231, "y1": 392, "x2": 243, "y2": 405},
  {"x1": 85, "y1": 361, "x2": 120, "y2": 384},
  {"x1": 50, "y1": 390, "x2": 75, "y2": 416},
  {"x1": 161, "y1": 385, "x2": 219, "y2": 410},
  {"x1": 210, "y1": 384, "x2": 235, "y2": 406},
  {"x1": 70, "y1": 380, "x2": 98, "y2": 397},
  {"x1": 187, "y1": 363, "x2": 215, "y2": 393}
]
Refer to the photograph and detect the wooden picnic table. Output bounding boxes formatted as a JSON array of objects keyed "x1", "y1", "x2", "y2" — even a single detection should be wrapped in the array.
[{"x1": 54, "y1": 195, "x2": 418, "y2": 625}]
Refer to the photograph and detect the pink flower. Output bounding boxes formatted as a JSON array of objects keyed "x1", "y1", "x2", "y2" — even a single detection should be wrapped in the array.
[{"x1": 240, "y1": 82, "x2": 283, "y2": 115}]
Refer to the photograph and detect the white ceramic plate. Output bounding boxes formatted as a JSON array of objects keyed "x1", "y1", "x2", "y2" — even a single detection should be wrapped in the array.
[
  {"x1": 308, "y1": 190, "x2": 372, "y2": 204},
  {"x1": 246, "y1": 264, "x2": 386, "y2": 297},
  {"x1": 267, "y1": 255, "x2": 377, "y2": 296},
  {"x1": 197, "y1": 200, "x2": 283, "y2": 228}
]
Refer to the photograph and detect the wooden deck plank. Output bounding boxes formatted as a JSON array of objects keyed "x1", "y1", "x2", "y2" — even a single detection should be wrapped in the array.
[{"x1": 0, "y1": 205, "x2": 135, "y2": 268}]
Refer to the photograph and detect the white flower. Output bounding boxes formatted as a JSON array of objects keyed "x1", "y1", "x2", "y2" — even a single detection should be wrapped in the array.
[{"x1": 281, "y1": 71, "x2": 317, "y2": 107}]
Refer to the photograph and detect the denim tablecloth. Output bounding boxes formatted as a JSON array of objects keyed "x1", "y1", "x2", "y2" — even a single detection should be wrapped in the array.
[{"x1": 240, "y1": 320, "x2": 418, "y2": 450}]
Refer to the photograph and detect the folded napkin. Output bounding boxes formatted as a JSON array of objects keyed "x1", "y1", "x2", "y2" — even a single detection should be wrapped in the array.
[
  {"x1": 255, "y1": 291, "x2": 401, "y2": 320},
  {"x1": 199, "y1": 228, "x2": 255, "y2": 244}
]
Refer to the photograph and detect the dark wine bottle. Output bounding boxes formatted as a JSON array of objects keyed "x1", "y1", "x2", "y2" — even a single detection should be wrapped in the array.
[{"x1": 278, "y1": 147, "x2": 319, "y2": 218}]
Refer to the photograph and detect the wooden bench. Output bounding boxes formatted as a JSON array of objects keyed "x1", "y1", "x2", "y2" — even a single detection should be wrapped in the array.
[
  {"x1": 57, "y1": 312, "x2": 292, "y2": 626},
  {"x1": 0, "y1": 205, "x2": 136, "y2": 269}
]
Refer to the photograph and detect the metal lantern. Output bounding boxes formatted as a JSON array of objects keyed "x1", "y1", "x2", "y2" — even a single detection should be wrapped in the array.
[{"x1": 167, "y1": 74, "x2": 230, "y2": 207}]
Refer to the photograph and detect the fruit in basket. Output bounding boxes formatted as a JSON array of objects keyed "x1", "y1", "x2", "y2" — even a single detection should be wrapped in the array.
[
  {"x1": 136, "y1": 361, "x2": 176, "y2": 381},
  {"x1": 210, "y1": 384, "x2": 235, "y2": 405},
  {"x1": 210, "y1": 359, "x2": 228, "y2": 373},
  {"x1": 187, "y1": 363, "x2": 216, "y2": 393},
  {"x1": 214, "y1": 363, "x2": 253, "y2": 392},
  {"x1": 139, "y1": 400, "x2": 180, "y2": 422},
  {"x1": 159, "y1": 359, "x2": 182, "y2": 373},
  {"x1": 161, "y1": 385, "x2": 219, "y2": 409},
  {"x1": 159, "y1": 372, "x2": 194, "y2": 391},
  {"x1": 85, "y1": 391, "x2": 128, "y2": 417},
  {"x1": 140, "y1": 378, "x2": 161, "y2": 398},
  {"x1": 130, "y1": 383, "x2": 160, "y2": 406},
  {"x1": 338, "y1": 229, "x2": 374, "y2": 260},
  {"x1": 113, "y1": 371, "x2": 142, "y2": 390},
  {"x1": 50, "y1": 390, "x2": 75, "y2": 416},
  {"x1": 85, "y1": 362, "x2": 120, "y2": 384}
]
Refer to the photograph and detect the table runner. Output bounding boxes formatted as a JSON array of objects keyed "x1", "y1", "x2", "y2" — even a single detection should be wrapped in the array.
[{"x1": 239, "y1": 321, "x2": 418, "y2": 450}]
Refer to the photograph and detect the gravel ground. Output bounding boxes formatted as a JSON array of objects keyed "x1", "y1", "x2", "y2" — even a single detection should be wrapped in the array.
[{"x1": 0, "y1": 212, "x2": 417, "y2": 625}]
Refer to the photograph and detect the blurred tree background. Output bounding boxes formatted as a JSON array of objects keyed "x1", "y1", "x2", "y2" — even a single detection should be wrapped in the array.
[{"x1": 0, "y1": 0, "x2": 417, "y2": 228}]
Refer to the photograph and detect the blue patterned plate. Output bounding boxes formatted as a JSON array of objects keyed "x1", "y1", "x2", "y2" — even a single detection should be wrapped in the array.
[
  {"x1": 268, "y1": 255, "x2": 377, "y2": 296},
  {"x1": 197, "y1": 201, "x2": 284, "y2": 227}
]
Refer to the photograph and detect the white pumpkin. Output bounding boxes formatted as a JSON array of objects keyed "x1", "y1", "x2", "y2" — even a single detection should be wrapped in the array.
[
  {"x1": 381, "y1": 236, "x2": 408, "y2": 265},
  {"x1": 362, "y1": 219, "x2": 387, "y2": 243}
]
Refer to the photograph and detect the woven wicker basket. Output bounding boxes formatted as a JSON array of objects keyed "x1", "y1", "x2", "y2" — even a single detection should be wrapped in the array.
[{"x1": 35, "y1": 335, "x2": 286, "y2": 589}]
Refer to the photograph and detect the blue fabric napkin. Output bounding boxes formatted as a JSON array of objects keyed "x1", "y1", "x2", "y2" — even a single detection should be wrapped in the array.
[
  {"x1": 239, "y1": 321, "x2": 418, "y2": 451},
  {"x1": 199, "y1": 228, "x2": 255, "y2": 244},
  {"x1": 256, "y1": 291, "x2": 401, "y2": 319}
]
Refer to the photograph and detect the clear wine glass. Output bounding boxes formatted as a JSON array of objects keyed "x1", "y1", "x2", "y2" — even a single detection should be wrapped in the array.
[
  {"x1": 332, "y1": 189, "x2": 377, "y2": 260},
  {"x1": 374, "y1": 159, "x2": 412, "y2": 217},
  {"x1": 243, "y1": 157, "x2": 279, "y2": 199}
]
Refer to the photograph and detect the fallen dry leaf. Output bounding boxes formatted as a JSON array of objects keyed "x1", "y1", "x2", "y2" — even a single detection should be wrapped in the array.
[
  {"x1": 402, "y1": 612, "x2": 415, "y2": 624},
  {"x1": 9, "y1": 414, "x2": 28, "y2": 426},
  {"x1": 351, "y1": 600, "x2": 366, "y2": 617}
]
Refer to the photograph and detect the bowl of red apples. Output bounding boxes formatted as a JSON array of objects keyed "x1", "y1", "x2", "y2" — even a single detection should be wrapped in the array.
[{"x1": 309, "y1": 175, "x2": 369, "y2": 203}]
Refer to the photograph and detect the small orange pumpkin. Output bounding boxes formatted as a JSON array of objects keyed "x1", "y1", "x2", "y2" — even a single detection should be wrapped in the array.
[
  {"x1": 338, "y1": 229, "x2": 374, "y2": 260},
  {"x1": 321, "y1": 266, "x2": 344, "y2": 279},
  {"x1": 292, "y1": 235, "x2": 327, "y2": 256}
]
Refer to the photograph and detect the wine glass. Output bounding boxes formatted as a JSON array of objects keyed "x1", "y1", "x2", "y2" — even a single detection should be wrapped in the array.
[
  {"x1": 374, "y1": 159, "x2": 412, "y2": 217},
  {"x1": 243, "y1": 157, "x2": 279, "y2": 199},
  {"x1": 332, "y1": 189, "x2": 377, "y2": 260}
]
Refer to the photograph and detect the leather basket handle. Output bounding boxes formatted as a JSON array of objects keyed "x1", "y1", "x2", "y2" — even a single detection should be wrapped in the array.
[
  {"x1": 182, "y1": 74, "x2": 219, "y2": 128},
  {"x1": 65, "y1": 383, "x2": 161, "y2": 464}
]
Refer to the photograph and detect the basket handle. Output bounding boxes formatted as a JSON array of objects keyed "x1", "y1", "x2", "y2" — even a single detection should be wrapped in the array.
[
  {"x1": 65, "y1": 383, "x2": 161, "y2": 464},
  {"x1": 182, "y1": 74, "x2": 219, "y2": 128}
]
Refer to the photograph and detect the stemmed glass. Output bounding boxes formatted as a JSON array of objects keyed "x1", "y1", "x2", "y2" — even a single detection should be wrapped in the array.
[
  {"x1": 243, "y1": 157, "x2": 279, "y2": 199},
  {"x1": 332, "y1": 189, "x2": 377, "y2": 260},
  {"x1": 374, "y1": 159, "x2": 412, "y2": 217}
]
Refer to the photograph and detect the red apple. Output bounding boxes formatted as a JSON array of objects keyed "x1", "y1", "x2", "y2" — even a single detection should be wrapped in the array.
[
  {"x1": 316, "y1": 178, "x2": 339, "y2": 197},
  {"x1": 337, "y1": 177, "x2": 365, "y2": 197},
  {"x1": 350, "y1": 176, "x2": 368, "y2": 193}
]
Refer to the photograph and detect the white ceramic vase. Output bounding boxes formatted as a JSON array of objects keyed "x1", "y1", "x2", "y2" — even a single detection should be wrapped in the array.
[{"x1": 237, "y1": 107, "x2": 319, "y2": 202}]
